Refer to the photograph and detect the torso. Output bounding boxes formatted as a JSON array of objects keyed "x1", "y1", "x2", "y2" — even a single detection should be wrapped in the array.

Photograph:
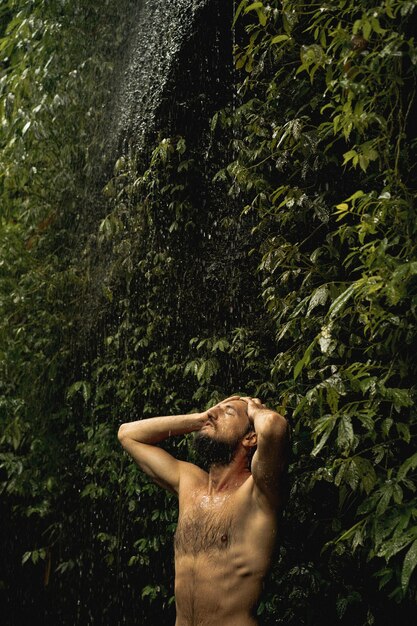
[{"x1": 174, "y1": 465, "x2": 279, "y2": 626}]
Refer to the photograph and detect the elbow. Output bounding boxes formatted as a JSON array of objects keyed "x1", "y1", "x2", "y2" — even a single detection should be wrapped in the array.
[
  {"x1": 117, "y1": 423, "x2": 129, "y2": 444},
  {"x1": 274, "y1": 412, "x2": 289, "y2": 434},
  {"x1": 259, "y1": 412, "x2": 288, "y2": 438}
]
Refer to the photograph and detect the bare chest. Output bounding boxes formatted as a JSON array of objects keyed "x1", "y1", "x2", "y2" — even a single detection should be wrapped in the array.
[{"x1": 175, "y1": 492, "x2": 243, "y2": 556}]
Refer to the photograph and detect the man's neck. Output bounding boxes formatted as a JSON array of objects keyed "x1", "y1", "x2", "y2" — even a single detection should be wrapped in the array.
[{"x1": 207, "y1": 455, "x2": 251, "y2": 493}]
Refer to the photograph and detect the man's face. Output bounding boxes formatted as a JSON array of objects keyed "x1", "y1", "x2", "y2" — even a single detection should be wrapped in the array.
[
  {"x1": 191, "y1": 400, "x2": 253, "y2": 470},
  {"x1": 193, "y1": 400, "x2": 251, "y2": 470},
  {"x1": 200, "y1": 399, "x2": 251, "y2": 445}
]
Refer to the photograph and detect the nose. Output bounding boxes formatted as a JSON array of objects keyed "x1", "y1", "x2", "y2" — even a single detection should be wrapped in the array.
[{"x1": 207, "y1": 409, "x2": 218, "y2": 421}]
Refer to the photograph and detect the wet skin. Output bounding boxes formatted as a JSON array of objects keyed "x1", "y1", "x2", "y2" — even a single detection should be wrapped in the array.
[
  {"x1": 174, "y1": 464, "x2": 277, "y2": 625},
  {"x1": 118, "y1": 397, "x2": 289, "y2": 626}
]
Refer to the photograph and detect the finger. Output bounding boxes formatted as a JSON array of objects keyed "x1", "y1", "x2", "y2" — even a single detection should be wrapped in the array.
[{"x1": 240, "y1": 397, "x2": 260, "y2": 405}]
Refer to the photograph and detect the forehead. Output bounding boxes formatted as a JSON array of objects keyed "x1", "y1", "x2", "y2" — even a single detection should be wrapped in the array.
[{"x1": 220, "y1": 399, "x2": 247, "y2": 415}]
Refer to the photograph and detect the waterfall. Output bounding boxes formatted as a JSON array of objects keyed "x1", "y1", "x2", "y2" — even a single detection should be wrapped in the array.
[{"x1": 105, "y1": 0, "x2": 232, "y2": 158}]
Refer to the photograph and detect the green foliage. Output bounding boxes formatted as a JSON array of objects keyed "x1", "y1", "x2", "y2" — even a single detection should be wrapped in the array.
[
  {"x1": 0, "y1": 0, "x2": 146, "y2": 623},
  {"x1": 1, "y1": 0, "x2": 417, "y2": 624},
  {"x1": 221, "y1": 0, "x2": 417, "y2": 621}
]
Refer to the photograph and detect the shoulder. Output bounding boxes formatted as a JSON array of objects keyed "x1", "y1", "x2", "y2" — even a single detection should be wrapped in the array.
[{"x1": 178, "y1": 460, "x2": 207, "y2": 489}]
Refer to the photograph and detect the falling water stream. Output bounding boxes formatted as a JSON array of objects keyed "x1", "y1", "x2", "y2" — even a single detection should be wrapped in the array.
[
  {"x1": 103, "y1": 0, "x2": 233, "y2": 159},
  {"x1": 77, "y1": 2, "x2": 257, "y2": 624}
]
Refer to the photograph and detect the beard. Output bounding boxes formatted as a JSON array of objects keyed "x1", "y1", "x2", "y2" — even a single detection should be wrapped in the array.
[{"x1": 191, "y1": 431, "x2": 240, "y2": 471}]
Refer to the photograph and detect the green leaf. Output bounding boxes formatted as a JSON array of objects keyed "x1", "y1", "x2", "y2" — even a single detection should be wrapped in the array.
[
  {"x1": 377, "y1": 530, "x2": 417, "y2": 560},
  {"x1": 66, "y1": 381, "x2": 91, "y2": 403},
  {"x1": 342, "y1": 150, "x2": 357, "y2": 165},
  {"x1": 398, "y1": 452, "x2": 417, "y2": 481},
  {"x1": 232, "y1": 0, "x2": 248, "y2": 27},
  {"x1": 271, "y1": 34, "x2": 290, "y2": 44},
  {"x1": 244, "y1": 2, "x2": 263, "y2": 14},
  {"x1": 401, "y1": 539, "x2": 417, "y2": 591},
  {"x1": 313, "y1": 413, "x2": 336, "y2": 436},
  {"x1": 211, "y1": 112, "x2": 219, "y2": 132},
  {"x1": 293, "y1": 339, "x2": 315, "y2": 380},
  {"x1": 337, "y1": 415, "x2": 354, "y2": 452},
  {"x1": 22, "y1": 121, "x2": 31, "y2": 136},
  {"x1": 376, "y1": 483, "x2": 393, "y2": 516},
  {"x1": 257, "y1": 9, "x2": 267, "y2": 26},
  {"x1": 352, "y1": 457, "x2": 377, "y2": 494},
  {"x1": 307, "y1": 285, "x2": 329, "y2": 316},
  {"x1": 328, "y1": 282, "x2": 361, "y2": 320}
]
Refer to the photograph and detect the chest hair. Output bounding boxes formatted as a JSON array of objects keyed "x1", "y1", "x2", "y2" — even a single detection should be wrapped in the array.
[{"x1": 175, "y1": 498, "x2": 237, "y2": 555}]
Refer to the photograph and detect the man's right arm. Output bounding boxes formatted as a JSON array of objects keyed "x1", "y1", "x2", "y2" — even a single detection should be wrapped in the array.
[{"x1": 117, "y1": 412, "x2": 206, "y2": 494}]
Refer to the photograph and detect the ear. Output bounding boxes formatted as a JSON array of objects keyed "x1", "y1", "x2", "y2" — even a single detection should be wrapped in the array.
[{"x1": 242, "y1": 431, "x2": 257, "y2": 449}]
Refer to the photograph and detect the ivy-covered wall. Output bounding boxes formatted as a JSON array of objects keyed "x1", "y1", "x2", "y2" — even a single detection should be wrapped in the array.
[{"x1": 1, "y1": 1, "x2": 417, "y2": 625}]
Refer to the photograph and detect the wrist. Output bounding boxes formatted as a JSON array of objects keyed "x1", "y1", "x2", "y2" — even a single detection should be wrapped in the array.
[{"x1": 189, "y1": 412, "x2": 207, "y2": 430}]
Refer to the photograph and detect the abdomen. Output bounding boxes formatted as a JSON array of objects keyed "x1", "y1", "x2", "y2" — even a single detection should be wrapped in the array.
[{"x1": 174, "y1": 550, "x2": 265, "y2": 626}]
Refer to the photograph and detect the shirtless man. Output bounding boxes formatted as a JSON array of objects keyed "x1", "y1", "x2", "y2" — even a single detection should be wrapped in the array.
[{"x1": 117, "y1": 395, "x2": 289, "y2": 626}]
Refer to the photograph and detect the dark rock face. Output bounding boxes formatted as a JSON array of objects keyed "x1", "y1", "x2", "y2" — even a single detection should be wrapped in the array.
[{"x1": 106, "y1": 0, "x2": 233, "y2": 157}]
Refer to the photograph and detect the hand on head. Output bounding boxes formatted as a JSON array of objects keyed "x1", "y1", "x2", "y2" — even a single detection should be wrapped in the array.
[
  {"x1": 238, "y1": 397, "x2": 266, "y2": 421},
  {"x1": 210, "y1": 395, "x2": 269, "y2": 422}
]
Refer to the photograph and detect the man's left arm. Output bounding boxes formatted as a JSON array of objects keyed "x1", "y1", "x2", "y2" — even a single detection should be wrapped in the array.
[{"x1": 242, "y1": 397, "x2": 290, "y2": 509}]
